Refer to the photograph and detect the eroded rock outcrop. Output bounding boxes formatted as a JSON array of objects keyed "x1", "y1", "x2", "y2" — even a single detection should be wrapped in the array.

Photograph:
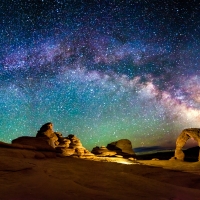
[
  {"x1": 12, "y1": 122, "x2": 58, "y2": 151},
  {"x1": 92, "y1": 139, "x2": 136, "y2": 158},
  {"x1": 11, "y1": 122, "x2": 94, "y2": 158},
  {"x1": 56, "y1": 134, "x2": 94, "y2": 157},
  {"x1": 36, "y1": 122, "x2": 59, "y2": 148},
  {"x1": 171, "y1": 128, "x2": 200, "y2": 161},
  {"x1": 107, "y1": 139, "x2": 136, "y2": 158}
]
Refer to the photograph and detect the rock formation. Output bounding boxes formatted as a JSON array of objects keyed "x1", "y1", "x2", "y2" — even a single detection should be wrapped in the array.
[
  {"x1": 11, "y1": 123, "x2": 94, "y2": 158},
  {"x1": 56, "y1": 134, "x2": 94, "y2": 157},
  {"x1": 107, "y1": 139, "x2": 136, "y2": 158},
  {"x1": 91, "y1": 146, "x2": 117, "y2": 156},
  {"x1": 12, "y1": 136, "x2": 55, "y2": 151},
  {"x1": 36, "y1": 122, "x2": 59, "y2": 148},
  {"x1": 12, "y1": 122, "x2": 58, "y2": 150},
  {"x1": 171, "y1": 128, "x2": 200, "y2": 161}
]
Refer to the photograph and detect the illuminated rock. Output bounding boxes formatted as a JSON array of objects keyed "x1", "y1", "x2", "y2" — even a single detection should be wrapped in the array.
[
  {"x1": 91, "y1": 146, "x2": 117, "y2": 156},
  {"x1": 68, "y1": 134, "x2": 83, "y2": 149},
  {"x1": 171, "y1": 128, "x2": 200, "y2": 161},
  {"x1": 36, "y1": 122, "x2": 58, "y2": 148},
  {"x1": 107, "y1": 139, "x2": 136, "y2": 158},
  {"x1": 59, "y1": 148, "x2": 75, "y2": 156},
  {"x1": 152, "y1": 158, "x2": 159, "y2": 161},
  {"x1": 115, "y1": 155, "x2": 123, "y2": 158},
  {"x1": 11, "y1": 123, "x2": 94, "y2": 158},
  {"x1": 56, "y1": 134, "x2": 94, "y2": 157},
  {"x1": 128, "y1": 157, "x2": 136, "y2": 161},
  {"x1": 56, "y1": 132, "x2": 71, "y2": 147}
]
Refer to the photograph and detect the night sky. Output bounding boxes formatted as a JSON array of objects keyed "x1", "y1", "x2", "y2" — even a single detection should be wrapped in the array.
[{"x1": 0, "y1": 0, "x2": 200, "y2": 151}]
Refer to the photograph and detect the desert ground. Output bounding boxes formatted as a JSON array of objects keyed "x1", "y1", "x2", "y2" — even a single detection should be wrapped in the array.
[{"x1": 0, "y1": 147, "x2": 200, "y2": 200}]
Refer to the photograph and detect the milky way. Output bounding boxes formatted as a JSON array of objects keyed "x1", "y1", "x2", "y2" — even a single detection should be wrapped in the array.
[{"x1": 0, "y1": 0, "x2": 200, "y2": 150}]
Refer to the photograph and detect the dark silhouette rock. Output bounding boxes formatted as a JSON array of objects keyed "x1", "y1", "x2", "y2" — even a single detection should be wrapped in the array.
[
  {"x1": 171, "y1": 128, "x2": 200, "y2": 161},
  {"x1": 12, "y1": 136, "x2": 55, "y2": 151},
  {"x1": 107, "y1": 139, "x2": 136, "y2": 158},
  {"x1": 0, "y1": 141, "x2": 36, "y2": 150},
  {"x1": 91, "y1": 146, "x2": 117, "y2": 156},
  {"x1": 0, "y1": 140, "x2": 57, "y2": 159},
  {"x1": 0, "y1": 144, "x2": 56, "y2": 159}
]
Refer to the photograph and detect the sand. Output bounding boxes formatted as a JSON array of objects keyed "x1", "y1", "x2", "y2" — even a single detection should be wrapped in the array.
[{"x1": 0, "y1": 148, "x2": 200, "y2": 200}]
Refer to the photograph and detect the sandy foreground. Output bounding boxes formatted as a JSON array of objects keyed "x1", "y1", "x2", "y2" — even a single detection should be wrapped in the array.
[{"x1": 0, "y1": 148, "x2": 200, "y2": 200}]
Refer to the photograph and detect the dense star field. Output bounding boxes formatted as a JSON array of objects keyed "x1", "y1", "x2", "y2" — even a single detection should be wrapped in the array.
[{"x1": 0, "y1": 0, "x2": 199, "y2": 150}]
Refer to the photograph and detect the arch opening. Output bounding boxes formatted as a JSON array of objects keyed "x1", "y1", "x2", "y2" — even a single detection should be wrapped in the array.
[
  {"x1": 184, "y1": 137, "x2": 199, "y2": 162},
  {"x1": 172, "y1": 128, "x2": 200, "y2": 162}
]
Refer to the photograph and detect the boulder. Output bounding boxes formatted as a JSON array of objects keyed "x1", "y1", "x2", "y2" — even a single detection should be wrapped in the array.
[
  {"x1": 107, "y1": 139, "x2": 136, "y2": 158},
  {"x1": 91, "y1": 146, "x2": 117, "y2": 156},
  {"x1": 128, "y1": 157, "x2": 136, "y2": 161},
  {"x1": 115, "y1": 155, "x2": 123, "y2": 158},
  {"x1": 171, "y1": 128, "x2": 200, "y2": 161},
  {"x1": 152, "y1": 158, "x2": 159, "y2": 161}
]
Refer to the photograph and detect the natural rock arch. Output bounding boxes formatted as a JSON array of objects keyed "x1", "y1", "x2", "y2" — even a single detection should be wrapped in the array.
[{"x1": 172, "y1": 128, "x2": 200, "y2": 161}]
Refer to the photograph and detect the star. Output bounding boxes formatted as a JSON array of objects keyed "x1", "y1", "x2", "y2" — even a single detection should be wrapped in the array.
[{"x1": 0, "y1": 0, "x2": 199, "y2": 151}]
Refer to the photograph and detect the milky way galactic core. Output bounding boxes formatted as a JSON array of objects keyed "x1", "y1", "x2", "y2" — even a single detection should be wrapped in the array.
[{"x1": 0, "y1": 0, "x2": 199, "y2": 150}]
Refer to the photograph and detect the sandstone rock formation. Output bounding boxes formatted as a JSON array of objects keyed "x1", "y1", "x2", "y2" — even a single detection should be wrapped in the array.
[
  {"x1": 35, "y1": 123, "x2": 94, "y2": 157},
  {"x1": 107, "y1": 139, "x2": 136, "y2": 158},
  {"x1": 36, "y1": 122, "x2": 58, "y2": 148},
  {"x1": 171, "y1": 128, "x2": 200, "y2": 161},
  {"x1": 91, "y1": 146, "x2": 117, "y2": 156},
  {"x1": 56, "y1": 134, "x2": 94, "y2": 157},
  {"x1": 11, "y1": 123, "x2": 94, "y2": 158}
]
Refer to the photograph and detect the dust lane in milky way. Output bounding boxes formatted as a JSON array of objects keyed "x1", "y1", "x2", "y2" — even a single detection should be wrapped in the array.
[{"x1": 0, "y1": 0, "x2": 199, "y2": 150}]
